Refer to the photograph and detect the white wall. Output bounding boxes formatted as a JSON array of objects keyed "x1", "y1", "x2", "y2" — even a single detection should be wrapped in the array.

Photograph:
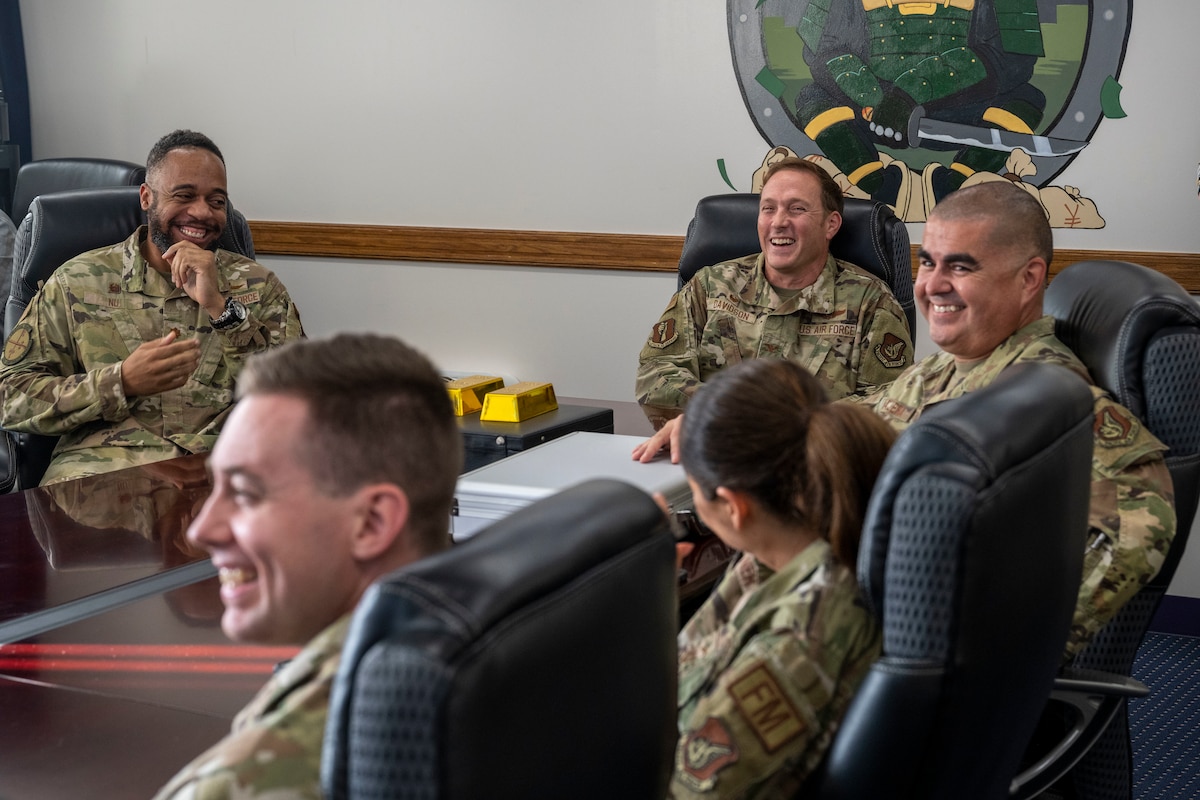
[{"x1": 16, "y1": 0, "x2": 1200, "y2": 598}]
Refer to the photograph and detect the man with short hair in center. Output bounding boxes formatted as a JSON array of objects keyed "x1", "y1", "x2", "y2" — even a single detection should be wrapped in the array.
[
  {"x1": 153, "y1": 333, "x2": 462, "y2": 799},
  {"x1": 635, "y1": 157, "x2": 912, "y2": 432}
]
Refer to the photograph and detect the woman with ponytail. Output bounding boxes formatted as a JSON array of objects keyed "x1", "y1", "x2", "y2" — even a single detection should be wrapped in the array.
[{"x1": 670, "y1": 359, "x2": 894, "y2": 799}]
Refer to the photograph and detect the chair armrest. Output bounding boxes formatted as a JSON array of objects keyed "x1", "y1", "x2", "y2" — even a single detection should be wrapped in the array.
[
  {"x1": 1009, "y1": 668, "x2": 1148, "y2": 798},
  {"x1": 0, "y1": 430, "x2": 16, "y2": 494}
]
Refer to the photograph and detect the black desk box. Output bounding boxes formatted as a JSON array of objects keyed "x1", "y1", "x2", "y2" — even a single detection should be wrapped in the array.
[{"x1": 457, "y1": 404, "x2": 614, "y2": 472}]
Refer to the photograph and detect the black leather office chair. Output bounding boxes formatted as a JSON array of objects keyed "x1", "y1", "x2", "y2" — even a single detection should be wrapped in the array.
[
  {"x1": 321, "y1": 478, "x2": 679, "y2": 800},
  {"x1": 1010, "y1": 260, "x2": 1200, "y2": 800},
  {"x1": 3, "y1": 158, "x2": 147, "y2": 332},
  {"x1": 9, "y1": 157, "x2": 147, "y2": 228},
  {"x1": 675, "y1": 193, "x2": 916, "y2": 333},
  {"x1": 805, "y1": 362, "x2": 1095, "y2": 800},
  {"x1": 0, "y1": 185, "x2": 256, "y2": 492}
]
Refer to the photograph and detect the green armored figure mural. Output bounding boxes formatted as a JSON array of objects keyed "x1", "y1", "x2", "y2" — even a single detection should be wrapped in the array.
[{"x1": 794, "y1": 0, "x2": 1046, "y2": 206}]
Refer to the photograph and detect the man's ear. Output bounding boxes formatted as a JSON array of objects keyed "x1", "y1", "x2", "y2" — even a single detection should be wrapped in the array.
[
  {"x1": 1022, "y1": 255, "x2": 1049, "y2": 299},
  {"x1": 349, "y1": 483, "x2": 410, "y2": 562},
  {"x1": 824, "y1": 209, "x2": 843, "y2": 241},
  {"x1": 139, "y1": 182, "x2": 153, "y2": 211}
]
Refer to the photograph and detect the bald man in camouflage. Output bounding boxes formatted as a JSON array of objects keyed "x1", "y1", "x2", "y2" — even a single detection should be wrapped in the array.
[{"x1": 855, "y1": 182, "x2": 1175, "y2": 660}]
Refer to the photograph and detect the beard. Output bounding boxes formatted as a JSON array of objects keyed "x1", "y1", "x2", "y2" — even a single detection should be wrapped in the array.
[{"x1": 147, "y1": 201, "x2": 221, "y2": 255}]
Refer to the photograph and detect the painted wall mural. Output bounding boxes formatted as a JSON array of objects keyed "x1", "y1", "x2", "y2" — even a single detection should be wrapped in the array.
[{"x1": 727, "y1": 0, "x2": 1131, "y2": 227}]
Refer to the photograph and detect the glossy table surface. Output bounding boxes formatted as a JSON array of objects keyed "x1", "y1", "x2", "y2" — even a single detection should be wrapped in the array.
[
  {"x1": 0, "y1": 454, "x2": 218, "y2": 644},
  {"x1": 0, "y1": 455, "x2": 292, "y2": 799}
]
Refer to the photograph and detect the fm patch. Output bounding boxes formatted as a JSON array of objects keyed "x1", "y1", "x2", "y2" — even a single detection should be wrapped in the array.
[
  {"x1": 679, "y1": 717, "x2": 739, "y2": 791},
  {"x1": 2, "y1": 323, "x2": 34, "y2": 365},
  {"x1": 730, "y1": 663, "x2": 805, "y2": 752},
  {"x1": 874, "y1": 332, "x2": 908, "y2": 369},
  {"x1": 1095, "y1": 405, "x2": 1137, "y2": 447},
  {"x1": 648, "y1": 319, "x2": 679, "y2": 349},
  {"x1": 108, "y1": 283, "x2": 121, "y2": 294},
  {"x1": 233, "y1": 290, "x2": 261, "y2": 305}
]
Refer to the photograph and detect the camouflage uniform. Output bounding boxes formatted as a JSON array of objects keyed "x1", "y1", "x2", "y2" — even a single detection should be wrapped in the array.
[
  {"x1": 636, "y1": 254, "x2": 911, "y2": 429},
  {"x1": 853, "y1": 317, "x2": 1176, "y2": 660},
  {"x1": 672, "y1": 540, "x2": 881, "y2": 799},
  {"x1": 152, "y1": 614, "x2": 349, "y2": 800},
  {"x1": 0, "y1": 227, "x2": 304, "y2": 485}
]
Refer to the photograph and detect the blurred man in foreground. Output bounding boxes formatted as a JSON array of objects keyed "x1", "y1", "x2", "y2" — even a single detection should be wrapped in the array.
[{"x1": 154, "y1": 333, "x2": 461, "y2": 799}]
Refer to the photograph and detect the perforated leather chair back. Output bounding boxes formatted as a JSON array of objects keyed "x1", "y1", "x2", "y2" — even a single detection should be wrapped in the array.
[
  {"x1": 1, "y1": 185, "x2": 255, "y2": 492},
  {"x1": 675, "y1": 193, "x2": 915, "y2": 332},
  {"x1": 321, "y1": 479, "x2": 678, "y2": 800},
  {"x1": 807, "y1": 363, "x2": 1095, "y2": 800},
  {"x1": 9, "y1": 157, "x2": 146, "y2": 228},
  {"x1": 1041, "y1": 259, "x2": 1200, "y2": 800}
]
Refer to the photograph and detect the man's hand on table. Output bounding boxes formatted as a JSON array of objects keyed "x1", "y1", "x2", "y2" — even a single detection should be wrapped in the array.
[{"x1": 631, "y1": 415, "x2": 683, "y2": 464}]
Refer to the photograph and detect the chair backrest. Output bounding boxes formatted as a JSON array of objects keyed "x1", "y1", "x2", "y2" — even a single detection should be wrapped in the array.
[
  {"x1": 321, "y1": 478, "x2": 679, "y2": 800},
  {"x1": 675, "y1": 193, "x2": 916, "y2": 332},
  {"x1": 1, "y1": 185, "x2": 255, "y2": 491},
  {"x1": 1042, "y1": 259, "x2": 1200, "y2": 799},
  {"x1": 809, "y1": 362, "x2": 1095, "y2": 800},
  {"x1": 9, "y1": 157, "x2": 146, "y2": 227},
  {"x1": 4, "y1": 158, "x2": 147, "y2": 334}
]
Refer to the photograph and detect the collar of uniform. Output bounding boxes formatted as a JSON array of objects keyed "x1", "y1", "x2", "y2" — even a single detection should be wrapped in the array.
[
  {"x1": 730, "y1": 537, "x2": 834, "y2": 619},
  {"x1": 983, "y1": 316, "x2": 1057, "y2": 369},
  {"x1": 743, "y1": 253, "x2": 839, "y2": 315},
  {"x1": 120, "y1": 225, "x2": 233, "y2": 297},
  {"x1": 233, "y1": 613, "x2": 352, "y2": 729}
]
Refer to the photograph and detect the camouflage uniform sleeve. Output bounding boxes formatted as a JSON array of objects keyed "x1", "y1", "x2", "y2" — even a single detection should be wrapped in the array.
[
  {"x1": 0, "y1": 274, "x2": 130, "y2": 436},
  {"x1": 151, "y1": 618, "x2": 344, "y2": 800},
  {"x1": 150, "y1": 724, "x2": 324, "y2": 800},
  {"x1": 1065, "y1": 396, "x2": 1176, "y2": 660},
  {"x1": 635, "y1": 280, "x2": 708, "y2": 430},
  {"x1": 220, "y1": 267, "x2": 305, "y2": 353},
  {"x1": 670, "y1": 621, "x2": 879, "y2": 798},
  {"x1": 849, "y1": 283, "x2": 912, "y2": 398}
]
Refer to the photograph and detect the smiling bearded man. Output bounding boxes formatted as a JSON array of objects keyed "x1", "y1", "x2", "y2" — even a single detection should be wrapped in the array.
[{"x1": 0, "y1": 129, "x2": 304, "y2": 485}]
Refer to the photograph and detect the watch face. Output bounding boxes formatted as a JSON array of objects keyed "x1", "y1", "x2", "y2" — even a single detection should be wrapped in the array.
[{"x1": 214, "y1": 299, "x2": 247, "y2": 330}]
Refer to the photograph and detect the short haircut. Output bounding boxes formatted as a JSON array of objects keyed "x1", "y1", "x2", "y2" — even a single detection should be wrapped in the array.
[
  {"x1": 680, "y1": 359, "x2": 895, "y2": 568},
  {"x1": 236, "y1": 333, "x2": 462, "y2": 554},
  {"x1": 146, "y1": 129, "x2": 226, "y2": 175},
  {"x1": 761, "y1": 156, "x2": 845, "y2": 217},
  {"x1": 928, "y1": 181, "x2": 1053, "y2": 267}
]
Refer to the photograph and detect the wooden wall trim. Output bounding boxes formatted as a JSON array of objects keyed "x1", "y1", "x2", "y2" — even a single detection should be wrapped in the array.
[{"x1": 248, "y1": 220, "x2": 1200, "y2": 293}]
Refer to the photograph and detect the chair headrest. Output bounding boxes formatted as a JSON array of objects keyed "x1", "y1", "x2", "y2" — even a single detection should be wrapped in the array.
[
  {"x1": 1045, "y1": 260, "x2": 1200, "y2": 420},
  {"x1": 10, "y1": 157, "x2": 146, "y2": 227}
]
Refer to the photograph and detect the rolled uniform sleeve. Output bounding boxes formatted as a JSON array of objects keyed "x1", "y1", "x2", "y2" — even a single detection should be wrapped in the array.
[
  {"x1": 846, "y1": 288, "x2": 912, "y2": 397},
  {"x1": 636, "y1": 280, "x2": 710, "y2": 429},
  {"x1": 217, "y1": 267, "x2": 304, "y2": 353},
  {"x1": 1067, "y1": 394, "x2": 1176, "y2": 660},
  {"x1": 0, "y1": 275, "x2": 132, "y2": 436}
]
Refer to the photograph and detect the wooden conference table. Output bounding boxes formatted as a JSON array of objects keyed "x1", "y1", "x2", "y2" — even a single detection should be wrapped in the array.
[
  {"x1": 0, "y1": 454, "x2": 293, "y2": 799},
  {"x1": 0, "y1": 418, "x2": 730, "y2": 798}
]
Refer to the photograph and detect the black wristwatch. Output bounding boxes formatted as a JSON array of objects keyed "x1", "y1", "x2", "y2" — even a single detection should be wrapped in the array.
[{"x1": 211, "y1": 297, "x2": 248, "y2": 330}]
